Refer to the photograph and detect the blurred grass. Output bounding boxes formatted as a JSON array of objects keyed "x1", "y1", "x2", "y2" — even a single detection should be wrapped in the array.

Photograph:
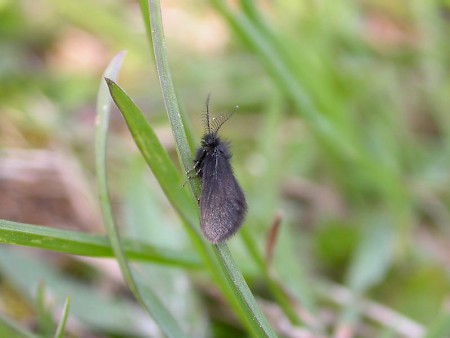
[
  {"x1": 0, "y1": 0, "x2": 450, "y2": 337},
  {"x1": 54, "y1": 296, "x2": 70, "y2": 338}
]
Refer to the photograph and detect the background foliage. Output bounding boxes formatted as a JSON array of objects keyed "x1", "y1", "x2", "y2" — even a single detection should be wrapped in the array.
[{"x1": 1, "y1": 0, "x2": 449, "y2": 337}]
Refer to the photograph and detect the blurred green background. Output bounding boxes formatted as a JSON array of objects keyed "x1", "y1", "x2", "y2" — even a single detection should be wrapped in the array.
[{"x1": 1, "y1": 0, "x2": 450, "y2": 337}]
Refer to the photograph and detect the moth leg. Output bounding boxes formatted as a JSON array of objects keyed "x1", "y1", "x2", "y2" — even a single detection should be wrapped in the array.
[
  {"x1": 193, "y1": 149, "x2": 207, "y2": 167},
  {"x1": 185, "y1": 165, "x2": 202, "y2": 180},
  {"x1": 187, "y1": 158, "x2": 200, "y2": 172},
  {"x1": 183, "y1": 161, "x2": 204, "y2": 188},
  {"x1": 185, "y1": 166, "x2": 196, "y2": 177}
]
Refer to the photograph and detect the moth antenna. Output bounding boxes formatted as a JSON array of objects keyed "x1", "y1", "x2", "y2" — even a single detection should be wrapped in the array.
[
  {"x1": 211, "y1": 105, "x2": 239, "y2": 134},
  {"x1": 203, "y1": 93, "x2": 212, "y2": 134}
]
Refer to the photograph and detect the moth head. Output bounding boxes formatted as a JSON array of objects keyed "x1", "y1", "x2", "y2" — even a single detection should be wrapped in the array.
[{"x1": 202, "y1": 133, "x2": 220, "y2": 148}]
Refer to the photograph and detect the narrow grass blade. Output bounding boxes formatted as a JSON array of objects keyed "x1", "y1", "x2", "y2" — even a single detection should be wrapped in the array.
[
  {"x1": 0, "y1": 219, "x2": 201, "y2": 268},
  {"x1": 104, "y1": 79, "x2": 199, "y2": 230},
  {"x1": 54, "y1": 297, "x2": 71, "y2": 338},
  {"x1": 214, "y1": 244, "x2": 278, "y2": 338},
  {"x1": 35, "y1": 281, "x2": 54, "y2": 336},
  {"x1": 137, "y1": 0, "x2": 153, "y2": 57},
  {"x1": 97, "y1": 52, "x2": 188, "y2": 338},
  {"x1": 146, "y1": 1, "x2": 278, "y2": 336},
  {"x1": 147, "y1": 0, "x2": 201, "y2": 197}
]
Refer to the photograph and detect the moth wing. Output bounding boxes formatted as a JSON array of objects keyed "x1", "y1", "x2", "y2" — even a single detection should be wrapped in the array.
[{"x1": 200, "y1": 151, "x2": 247, "y2": 243}]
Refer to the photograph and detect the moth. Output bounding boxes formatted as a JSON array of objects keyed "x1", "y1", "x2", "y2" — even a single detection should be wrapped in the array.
[{"x1": 193, "y1": 96, "x2": 247, "y2": 244}]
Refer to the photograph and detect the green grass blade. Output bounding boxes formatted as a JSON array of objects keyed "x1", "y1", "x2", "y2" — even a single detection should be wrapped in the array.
[
  {"x1": 97, "y1": 52, "x2": 188, "y2": 338},
  {"x1": 147, "y1": 0, "x2": 201, "y2": 197},
  {"x1": 0, "y1": 219, "x2": 201, "y2": 268},
  {"x1": 137, "y1": 0, "x2": 153, "y2": 57},
  {"x1": 146, "y1": 1, "x2": 278, "y2": 336},
  {"x1": 104, "y1": 79, "x2": 199, "y2": 230},
  {"x1": 35, "y1": 281, "x2": 54, "y2": 336},
  {"x1": 214, "y1": 244, "x2": 278, "y2": 338},
  {"x1": 54, "y1": 297, "x2": 71, "y2": 338}
]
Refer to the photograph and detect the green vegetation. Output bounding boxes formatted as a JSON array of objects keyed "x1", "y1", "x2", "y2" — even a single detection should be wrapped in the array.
[{"x1": 0, "y1": 0, "x2": 449, "y2": 337}]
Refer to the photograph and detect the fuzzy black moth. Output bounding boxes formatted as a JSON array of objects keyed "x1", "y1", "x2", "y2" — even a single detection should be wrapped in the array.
[{"x1": 193, "y1": 96, "x2": 247, "y2": 244}]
